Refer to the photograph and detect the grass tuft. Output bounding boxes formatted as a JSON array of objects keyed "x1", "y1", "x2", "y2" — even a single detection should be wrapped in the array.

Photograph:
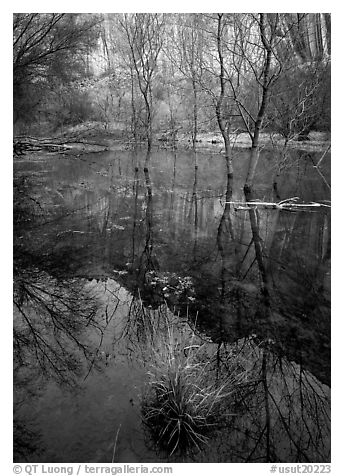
[{"x1": 141, "y1": 317, "x2": 244, "y2": 456}]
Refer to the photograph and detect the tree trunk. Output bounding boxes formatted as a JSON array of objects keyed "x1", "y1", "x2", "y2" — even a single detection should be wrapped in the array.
[
  {"x1": 216, "y1": 14, "x2": 234, "y2": 178},
  {"x1": 142, "y1": 86, "x2": 153, "y2": 154},
  {"x1": 244, "y1": 13, "x2": 273, "y2": 199},
  {"x1": 129, "y1": 66, "x2": 138, "y2": 144},
  {"x1": 191, "y1": 75, "x2": 198, "y2": 152}
]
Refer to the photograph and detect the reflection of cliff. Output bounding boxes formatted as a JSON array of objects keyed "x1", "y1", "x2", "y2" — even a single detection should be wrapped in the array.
[
  {"x1": 172, "y1": 190, "x2": 223, "y2": 237},
  {"x1": 58, "y1": 187, "x2": 113, "y2": 233}
]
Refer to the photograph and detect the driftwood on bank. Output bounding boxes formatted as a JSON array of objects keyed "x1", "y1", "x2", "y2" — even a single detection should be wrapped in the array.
[
  {"x1": 13, "y1": 135, "x2": 109, "y2": 156},
  {"x1": 14, "y1": 137, "x2": 68, "y2": 155}
]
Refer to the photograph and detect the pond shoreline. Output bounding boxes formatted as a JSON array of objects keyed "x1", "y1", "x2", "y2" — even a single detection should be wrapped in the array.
[{"x1": 14, "y1": 125, "x2": 331, "y2": 158}]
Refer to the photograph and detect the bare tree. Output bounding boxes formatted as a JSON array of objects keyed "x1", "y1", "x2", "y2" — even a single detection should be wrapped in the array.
[
  {"x1": 119, "y1": 14, "x2": 165, "y2": 153},
  {"x1": 167, "y1": 14, "x2": 205, "y2": 151},
  {"x1": 238, "y1": 13, "x2": 280, "y2": 198},
  {"x1": 225, "y1": 13, "x2": 330, "y2": 197},
  {"x1": 214, "y1": 14, "x2": 236, "y2": 178},
  {"x1": 189, "y1": 14, "x2": 238, "y2": 177}
]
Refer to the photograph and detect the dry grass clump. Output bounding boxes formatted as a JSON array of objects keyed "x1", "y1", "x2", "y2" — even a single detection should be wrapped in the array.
[{"x1": 142, "y1": 320, "x2": 244, "y2": 456}]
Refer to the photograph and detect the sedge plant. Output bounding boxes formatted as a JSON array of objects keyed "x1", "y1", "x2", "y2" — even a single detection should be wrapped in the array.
[{"x1": 141, "y1": 314, "x2": 245, "y2": 456}]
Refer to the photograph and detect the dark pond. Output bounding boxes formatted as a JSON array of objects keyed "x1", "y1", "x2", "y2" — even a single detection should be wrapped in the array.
[{"x1": 13, "y1": 145, "x2": 331, "y2": 463}]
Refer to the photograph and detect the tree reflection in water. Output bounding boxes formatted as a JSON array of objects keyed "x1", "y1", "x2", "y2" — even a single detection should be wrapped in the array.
[
  {"x1": 197, "y1": 340, "x2": 330, "y2": 463},
  {"x1": 13, "y1": 271, "x2": 104, "y2": 461},
  {"x1": 191, "y1": 172, "x2": 330, "y2": 462},
  {"x1": 120, "y1": 168, "x2": 331, "y2": 462},
  {"x1": 13, "y1": 149, "x2": 330, "y2": 463},
  {"x1": 14, "y1": 176, "x2": 104, "y2": 460},
  {"x1": 117, "y1": 294, "x2": 330, "y2": 462},
  {"x1": 113, "y1": 168, "x2": 330, "y2": 461},
  {"x1": 14, "y1": 272, "x2": 100, "y2": 383},
  {"x1": 14, "y1": 176, "x2": 102, "y2": 383}
]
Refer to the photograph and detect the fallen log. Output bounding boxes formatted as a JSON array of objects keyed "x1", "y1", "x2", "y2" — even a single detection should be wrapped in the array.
[
  {"x1": 225, "y1": 197, "x2": 331, "y2": 211},
  {"x1": 13, "y1": 135, "x2": 108, "y2": 156}
]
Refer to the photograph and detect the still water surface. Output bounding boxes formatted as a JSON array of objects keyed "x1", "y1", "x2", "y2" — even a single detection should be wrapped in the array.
[{"x1": 13, "y1": 146, "x2": 331, "y2": 463}]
